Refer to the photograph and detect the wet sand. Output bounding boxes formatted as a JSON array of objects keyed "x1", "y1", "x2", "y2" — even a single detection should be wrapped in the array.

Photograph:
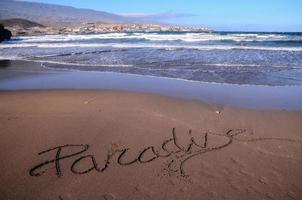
[
  {"x1": 1, "y1": 60, "x2": 302, "y2": 110},
  {"x1": 0, "y1": 90, "x2": 302, "y2": 200}
]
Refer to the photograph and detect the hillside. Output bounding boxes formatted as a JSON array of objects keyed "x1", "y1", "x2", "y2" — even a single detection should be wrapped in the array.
[
  {"x1": 0, "y1": 1, "x2": 212, "y2": 36},
  {"x1": 0, "y1": 0, "x2": 132, "y2": 24},
  {"x1": 0, "y1": 18, "x2": 45, "y2": 28}
]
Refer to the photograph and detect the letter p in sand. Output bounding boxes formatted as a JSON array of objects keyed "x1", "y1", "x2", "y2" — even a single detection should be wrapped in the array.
[{"x1": 29, "y1": 144, "x2": 89, "y2": 177}]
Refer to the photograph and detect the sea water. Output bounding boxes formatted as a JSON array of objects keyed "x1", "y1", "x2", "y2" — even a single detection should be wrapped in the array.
[{"x1": 1, "y1": 31, "x2": 302, "y2": 86}]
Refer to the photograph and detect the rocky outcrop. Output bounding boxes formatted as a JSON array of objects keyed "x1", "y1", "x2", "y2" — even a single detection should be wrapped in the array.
[{"x1": 0, "y1": 24, "x2": 12, "y2": 42}]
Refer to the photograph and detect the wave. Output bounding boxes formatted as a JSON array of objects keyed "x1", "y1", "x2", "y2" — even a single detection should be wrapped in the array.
[
  {"x1": 1, "y1": 54, "x2": 297, "y2": 70},
  {"x1": 1, "y1": 42, "x2": 302, "y2": 52},
  {"x1": 39, "y1": 61, "x2": 302, "y2": 87},
  {"x1": 0, "y1": 43, "x2": 111, "y2": 48},
  {"x1": 10, "y1": 32, "x2": 302, "y2": 43},
  {"x1": 2, "y1": 56, "x2": 302, "y2": 87}
]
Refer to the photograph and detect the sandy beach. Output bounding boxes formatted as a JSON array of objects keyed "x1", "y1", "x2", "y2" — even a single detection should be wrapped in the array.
[
  {"x1": 1, "y1": 1, "x2": 302, "y2": 199},
  {"x1": 0, "y1": 89, "x2": 301, "y2": 200}
]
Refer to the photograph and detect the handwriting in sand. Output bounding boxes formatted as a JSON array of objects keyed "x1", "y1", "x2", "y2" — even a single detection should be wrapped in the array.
[{"x1": 29, "y1": 128, "x2": 302, "y2": 178}]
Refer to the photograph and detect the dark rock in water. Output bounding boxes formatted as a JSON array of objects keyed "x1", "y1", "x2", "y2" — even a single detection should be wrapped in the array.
[{"x1": 0, "y1": 24, "x2": 12, "y2": 43}]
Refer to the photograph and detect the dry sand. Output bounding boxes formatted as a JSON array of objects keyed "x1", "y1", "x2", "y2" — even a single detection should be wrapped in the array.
[{"x1": 0, "y1": 90, "x2": 301, "y2": 200}]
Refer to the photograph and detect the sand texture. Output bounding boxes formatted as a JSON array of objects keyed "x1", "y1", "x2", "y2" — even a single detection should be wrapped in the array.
[{"x1": 0, "y1": 90, "x2": 301, "y2": 200}]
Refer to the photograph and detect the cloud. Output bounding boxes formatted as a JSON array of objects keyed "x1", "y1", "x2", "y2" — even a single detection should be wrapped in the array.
[{"x1": 119, "y1": 11, "x2": 198, "y2": 22}]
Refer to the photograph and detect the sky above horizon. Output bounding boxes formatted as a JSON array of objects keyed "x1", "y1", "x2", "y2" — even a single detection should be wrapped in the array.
[{"x1": 23, "y1": 0, "x2": 302, "y2": 32}]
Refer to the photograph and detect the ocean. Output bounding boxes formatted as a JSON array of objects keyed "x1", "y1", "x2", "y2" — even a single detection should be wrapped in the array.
[{"x1": 1, "y1": 31, "x2": 302, "y2": 86}]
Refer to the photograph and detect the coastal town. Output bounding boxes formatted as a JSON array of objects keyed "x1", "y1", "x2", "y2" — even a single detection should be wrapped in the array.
[{"x1": 0, "y1": 19, "x2": 212, "y2": 37}]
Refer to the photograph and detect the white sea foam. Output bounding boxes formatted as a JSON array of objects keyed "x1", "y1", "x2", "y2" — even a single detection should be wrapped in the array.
[
  {"x1": 1, "y1": 32, "x2": 301, "y2": 51},
  {"x1": 8, "y1": 32, "x2": 302, "y2": 43},
  {"x1": 1, "y1": 42, "x2": 302, "y2": 52},
  {"x1": 0, "y1": 43, "x2": 111, "y2": 48}
]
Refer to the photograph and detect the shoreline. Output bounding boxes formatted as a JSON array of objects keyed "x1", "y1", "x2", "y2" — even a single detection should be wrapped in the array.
[
  {"x1": 3, "y1": 58, "x2": 301, "y2": 87},
  {"x1": 1, "y1": 59, "x2": 302, "y2": 111},
  {"x1": 1, "y1": 61, "x2": 302, "y2": 199}
]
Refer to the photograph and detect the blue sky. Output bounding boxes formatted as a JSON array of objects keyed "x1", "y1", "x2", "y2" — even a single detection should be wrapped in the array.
[{"x1": 25, "y1": 0, "x2": 302, "y2": 31}]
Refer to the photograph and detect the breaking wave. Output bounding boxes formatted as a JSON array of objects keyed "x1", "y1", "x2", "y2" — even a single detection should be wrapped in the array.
[
  {"x1": 1, "y1": 42, "x2": 302, "y2": 52},
  {"x1": 1, "y1": 31, "x2": 302, "y2": 86},
  {"x1": 12, "y1": 32, "x2": 302, "y2": 43}
]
